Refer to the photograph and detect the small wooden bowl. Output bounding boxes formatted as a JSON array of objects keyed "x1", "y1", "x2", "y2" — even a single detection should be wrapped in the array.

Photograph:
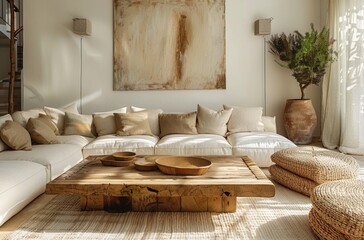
[
  {"x1": 155, "y1": 156, "x2": 212, "y2": 175},
  {"x1": 134, "y1": 157, "x2": 158, "y2": 171},
  {"x1": 111, "y1": 151, "x2": 136, "y2": 161},
  {"x1": 100, "y1": 155, "x2": 133, "y2": 167}
]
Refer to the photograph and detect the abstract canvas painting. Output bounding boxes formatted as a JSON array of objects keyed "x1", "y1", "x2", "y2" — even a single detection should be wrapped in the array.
[{"x1": 113, "y1": 0, "x2": 226, "y2": 91}]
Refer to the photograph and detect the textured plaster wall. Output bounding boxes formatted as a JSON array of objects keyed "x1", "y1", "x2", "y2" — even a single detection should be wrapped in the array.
[{"x1": 23, "y1": 0, "x2": 324, "y2": 136}]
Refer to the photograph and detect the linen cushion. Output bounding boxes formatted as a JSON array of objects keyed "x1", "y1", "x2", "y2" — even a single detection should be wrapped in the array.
[
  {"x1": 0, "y1": 144, "x2": 83, "y2": 181},
  {"x1": 130, "y1": 106, "x2": 163, "y2": 136},
  {"x1": 26, "y1": 118, "x2": 58, "y2": 144},
  {"x1": 44, "y1": 103, "x2": 79, "y2": 134},
  {"x1": 262, "y1": 116, "x2": 277, "y2": 133},
  {"x1": 63, "y1": 112, "x2": 94, "y2": 138},
  {"x1": 11, "y1": 108, "x2": 46, "y2": 127},
  {"x1": 196, "y1": 105, "x2": 232, "y2": 136},
  {"x1": 0, "y1": 120, "x2": 32, "y2": 150},
  {"x1": 0, "y1": 160, "x2": 46, "y2": 226},
  {"x1": 93, "y1": 107, "x2": 127, "y2": 136},
  {"x1": 269, "y1": 164, "x2": 317, "y2": 196},
  {"x1": 159, "y1": 112, "x2": 197, "y2": 137},
  {"x1": 271, "y1": 147, "x2": 359, "y2": 183},
  {"x1": 227, "y1": 132, "x2": 296, "y2": 167},
  {"x1": 223, "y1": 105, "x2": 264, "y2": 133},
  {"x1": 155, "y1": 134, "x2": 232, "y2": 156},
  {"x1": 0, "y1": 114, "x2": 13, "y2": 152},
  {"x1": 82, "y1": 134, "x2": 158, "y2": 157},
  {"x1": 114, "y1": 112, "x2": 153, "y2": 136},
  {"x1": 56, "y1": 135, "x2": 93, "y2": 147},
  {"x1": 38, "y1": 114, "x2": 60, "y2": 135}
]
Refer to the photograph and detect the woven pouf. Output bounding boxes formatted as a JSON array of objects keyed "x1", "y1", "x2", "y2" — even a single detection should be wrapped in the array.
[
  {"x1": 271, "y1": 146, "x2": 359, "y2": 184},
  {"x1": 309, "y1": 179, "x2": 364, "y2": 240},
  {"x1": 269, "y1": 164, "x2": 318, "y2": 196}
]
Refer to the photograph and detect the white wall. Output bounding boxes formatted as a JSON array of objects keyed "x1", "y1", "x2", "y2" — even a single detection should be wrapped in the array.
[{"x1": 23, "y1": 0, "x2": 324, "y2": 136}]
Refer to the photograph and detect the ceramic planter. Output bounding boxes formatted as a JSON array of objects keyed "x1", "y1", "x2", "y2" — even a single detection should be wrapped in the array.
[{"x1": 283, "y1": 99, "x2": 317, "y2": 144}]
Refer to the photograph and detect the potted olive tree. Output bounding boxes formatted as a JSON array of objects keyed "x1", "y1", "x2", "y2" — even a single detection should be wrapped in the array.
[{"x1": 268, "y1": 24, "x2": 336, "y2": 144}]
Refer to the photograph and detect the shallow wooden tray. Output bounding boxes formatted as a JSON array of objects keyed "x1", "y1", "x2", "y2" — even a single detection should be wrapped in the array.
[
  {"x1": 134, "y1": 157, "x2": 158, "y2": 171},
  {"x1": 155, "y1": 156, "x2": 212, "y2": 175},
  {"x1": 111, "y1": 151, "x2": 136, "y2": 161},
  {"x1": 100, "y1": 156, "x2": 133, "y2": 167}
]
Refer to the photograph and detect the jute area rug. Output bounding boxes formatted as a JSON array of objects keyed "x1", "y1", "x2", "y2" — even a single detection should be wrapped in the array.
[{"x1": 3, "y1": 182, "x2": 317, "y2": 240}]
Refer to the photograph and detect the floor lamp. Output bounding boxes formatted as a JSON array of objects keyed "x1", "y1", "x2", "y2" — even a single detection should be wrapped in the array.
[
  {"x1": 254, "y1": 18, "x2": 273, "y2": 116},
  {"x1": 73, "y1": 18, "x2": 92, "y2": 114}
]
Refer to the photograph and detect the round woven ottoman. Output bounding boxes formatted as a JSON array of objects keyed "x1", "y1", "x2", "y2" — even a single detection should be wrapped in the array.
[
  {"x1": 269, "y1": 146, "x2": 359, "y2": 196},
  {"x1": 309, "y1": 179, "x2": 364, "y2": 240}
]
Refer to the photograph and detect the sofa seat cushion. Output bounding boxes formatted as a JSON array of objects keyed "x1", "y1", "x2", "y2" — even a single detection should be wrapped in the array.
[
  {"x1": 0, "y1": 160, "x2": 46, "y2": 226},
  {"x1": 155, "y1": 134, "x2": 232, "y2": 156},
  {"x1": 83, "y1": 134, "x2": 159, "y2": 157},
  {"x1": 227, "y1": 132, "x2": 296, "y2": 167},
  {"x1": 0, "y1": 144, "x2": 83, "y2": 182},
  {"x1": 57, "y1": 135, "x2": 94, "y2": 147}
]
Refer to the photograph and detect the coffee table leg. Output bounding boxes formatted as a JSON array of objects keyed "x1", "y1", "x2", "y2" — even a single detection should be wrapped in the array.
[
  {"x1": 80, "y1": 195, "x2": 104, "y2": 211},
  {"x1": 181, "y1": 196, "x2": 237, "y2": 212},
  {"x1": 79, "y1": 195, "x2": 237, "y2": 213},
  {"x1": 222, "y1": 196, "x2": 236, "y2": 212}
]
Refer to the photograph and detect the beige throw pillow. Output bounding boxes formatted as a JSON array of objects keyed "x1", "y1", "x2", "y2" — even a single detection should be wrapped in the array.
[
  {"x1": 0, "y1": 114, "x2": 13, "y2": 151},
  {"x1": 159, "y1": 112, "x2": 197, "y2": 137},
  {"x1": 38, "y1": 114, "x2": 60, "y2": 135},
  {"x1": 114, "y1": 112, "x2": 153, "y2": 136},
  {"x1": 63, "y1": 112, "x2": 94, "y2": 138},
  {"x1": 130, "y1": 106, "x2": 163, "y2": 136},
  {"x1": 93, "y1": 107, "x2": 127, "y2": 136},
  {"x1": 26, "y1": 118, "x2": 58, "y2": 144},
  {"x1": 262, "y1": 116, "x2": 277, "y2": 133},
  {"x1": 44, "y1": 103, "x2": 79, "y2": 134},
  {"x1": 196, "y1": 105, "x2": 232, "y2": 136},
  {"x1": 223, "y1": 105, "x2": 264, "y2": 133},
  {"x1": 0, "y1": 120, "x2": 32, "y2": 150}
]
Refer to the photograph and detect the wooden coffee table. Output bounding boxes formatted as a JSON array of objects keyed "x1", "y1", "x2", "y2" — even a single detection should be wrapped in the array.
[{"x1": 46, "y1": 156, "x2": 275, "y2": 213}]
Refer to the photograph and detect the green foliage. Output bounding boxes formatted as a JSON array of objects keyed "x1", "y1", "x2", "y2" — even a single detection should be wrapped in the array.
[{"x1": 268, "y1": 24, "x2": 337, "y2": 99}]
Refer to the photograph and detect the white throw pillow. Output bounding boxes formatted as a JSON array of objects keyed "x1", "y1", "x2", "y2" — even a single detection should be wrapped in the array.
[
  {"x1": 262, "y1": 116, "x2": 277, "y2": 133},
  {"x1": 44, "y1": 103, "x2": 79, "y2": 134},
  {"x1": 93, "y1": 107, "x2": 127, "y2": 136},
  {"x1": 196, "y1": 105, "x2": 232, "y2": 136},
  {"x1": 223, "y1": 105, "x2": 264, "y2": 133},
  {"x1": 11, "y1": 108, "x2": 46, "y2": 127},
  {"x1": 0, "y1": 114, "x2": 13, "y2": 151},
  {"x1": 130, "y1": 106, "x2": 163, "y2": 136}
]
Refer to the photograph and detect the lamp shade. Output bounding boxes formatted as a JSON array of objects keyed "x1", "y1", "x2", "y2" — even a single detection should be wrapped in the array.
[{"x1": 73, "y1": 18, "x2": 92, "y2": 36}]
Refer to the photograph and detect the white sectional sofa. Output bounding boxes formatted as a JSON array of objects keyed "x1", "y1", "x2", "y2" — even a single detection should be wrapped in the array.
[{"x1": 0, "y1": 104, "x2": 295, "y2": 226}]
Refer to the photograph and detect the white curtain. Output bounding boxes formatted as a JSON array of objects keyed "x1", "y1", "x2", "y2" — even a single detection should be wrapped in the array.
[{"x1": 322, "y1": 0, "x2": 364, "y2": 155}]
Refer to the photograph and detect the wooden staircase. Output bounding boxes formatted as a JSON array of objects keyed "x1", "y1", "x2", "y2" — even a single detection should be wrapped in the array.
[
  {"x1": 17, "y1": 45, "x2": 23, "y2": 69},
  {"x1": 0, "y1": 0, "x2": 23, "y2": 115},
  {"x1": 0, "y1": 72, "x2": 21, "y2": 116}
]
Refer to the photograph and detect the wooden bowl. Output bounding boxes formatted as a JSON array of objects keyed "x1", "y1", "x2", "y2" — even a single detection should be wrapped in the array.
[
  {"x1": 111, "y1": 151, "x2": 136, "y2": 161},
  {"x1": 155, "y1": 156, "x2": 212, "y2": 175},
  {"x1": 100, "y1": 155, "x2": 133, "y2": 167},
  {"x1": 134, "y1": 157, "x2": 158, "y2": 171}
]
